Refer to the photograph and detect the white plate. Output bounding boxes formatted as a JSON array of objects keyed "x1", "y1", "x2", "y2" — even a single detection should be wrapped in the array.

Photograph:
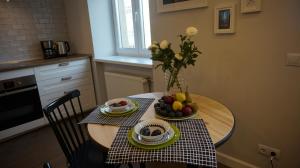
[
  {"x1": 99, "y1": 100, "x2": 136, "y2": 114},
  {"x1": 155, "y1": 112, "x2": 197, "y2": 121},
  {"x1": 134, "y1": 119, "x2": 171, "y2": 142},
  {"x1": 132, "y1": 127, "x2": 175, "y2": 146},
  {"x1": 105, "y1": 98, "x2": 131, "y2": 112}
]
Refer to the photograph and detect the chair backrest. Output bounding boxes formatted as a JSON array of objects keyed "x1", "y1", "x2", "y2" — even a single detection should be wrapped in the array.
[
  {"x1": 43, "y1": 90, "x2": 87, "y2": 164},
  {"x1": 43, "y1": 162, "x2": 52, "y2": 168}
]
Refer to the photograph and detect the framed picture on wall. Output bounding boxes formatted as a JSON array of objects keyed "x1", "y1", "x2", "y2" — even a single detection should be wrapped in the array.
[
  {"x1": 241, "y1": 0, "x2": 262, "y2": 13},
  {"x1": 214, "y1": 3, "x2": 236, "y2": 34},
  {"x1": 156, "y1": 0, "x2": 208, "y2": 13}
]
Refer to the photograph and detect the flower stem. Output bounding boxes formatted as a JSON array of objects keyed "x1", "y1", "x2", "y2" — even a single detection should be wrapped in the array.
[{"x1": 166, "y1": 69, "x2": 182, "y2": 92}]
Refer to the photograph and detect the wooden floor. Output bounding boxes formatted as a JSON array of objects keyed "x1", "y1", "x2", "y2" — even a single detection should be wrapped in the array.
[
  {"x1": 0, "y1": 126, "x2": 66, "y2": 168},
  {"x1": 0, "y1": 126, "x2": 229, "y2": 168}
]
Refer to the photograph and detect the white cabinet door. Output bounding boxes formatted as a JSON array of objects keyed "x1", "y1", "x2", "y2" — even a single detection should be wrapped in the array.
[
  {"x1": 35, "y1": 61, "x2": 90, "y2": 81},
  {"x1": 34, "y1": 59, "x2": 89, "y2": 72},
  {"x1": 38, "y1": 78, "x2": 92, "y2": 96},
  {"x1": 41, "y1": 85, "x2": 96, "y2": 119},
  {"x1": 35, "y1": 58, "x2": 96, "y2": 114}
]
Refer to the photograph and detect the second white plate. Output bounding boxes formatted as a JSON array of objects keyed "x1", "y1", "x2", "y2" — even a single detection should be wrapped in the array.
[
  {"x1": 100, "y1": 100, "x2": 136, "y2": 114},
  {"x1": 131, "y1": 127, "x2": 175, "y2": 146}
]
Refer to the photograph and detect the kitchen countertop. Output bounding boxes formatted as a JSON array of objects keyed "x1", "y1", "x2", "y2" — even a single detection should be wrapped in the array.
[{"x1": 0, "y1": 54, "x2": 92, "y2": 72}]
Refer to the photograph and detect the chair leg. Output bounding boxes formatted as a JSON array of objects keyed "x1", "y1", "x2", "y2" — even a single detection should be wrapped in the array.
[
  {"x1": 187, "y1": 164, "x2": 198, "y2": 168},
  {"x1": 109, "y1": 164, "x2": 120, "y2": 168},
  {"x1": 140, "y1": 163, "x2": 146, "y2": 168},
  {"x1": 114, "y1": 164, "x2": 134, "y2": 168},
  {"x1": 128, "y1": 163, "x2": 134, "y2": 168},
  {"x1": 43, "y1": 162, "x2": 52, "y2": 168},
  {"x1": 108, "y1": 163, "x2": 138, "y2": 168}
]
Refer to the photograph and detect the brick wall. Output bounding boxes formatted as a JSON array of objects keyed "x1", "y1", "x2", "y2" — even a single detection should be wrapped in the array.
[{"x1": 0, "y1": 0, "x2": 69, "y2": 61}]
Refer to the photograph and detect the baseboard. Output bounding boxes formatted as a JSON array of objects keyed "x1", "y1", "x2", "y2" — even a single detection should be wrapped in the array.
[{"x1": 217, "y1": 152, "x2": 259, "y2": 168}]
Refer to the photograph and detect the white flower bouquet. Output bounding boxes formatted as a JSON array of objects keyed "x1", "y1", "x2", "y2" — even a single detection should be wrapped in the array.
[{"x1": 149, "y1": 26, "x2": 201, "y2": 92}]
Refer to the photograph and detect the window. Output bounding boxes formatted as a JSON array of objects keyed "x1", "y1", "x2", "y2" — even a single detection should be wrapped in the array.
[{"x1": 112, "y1": 0, "x2": 151, "y2": 57}]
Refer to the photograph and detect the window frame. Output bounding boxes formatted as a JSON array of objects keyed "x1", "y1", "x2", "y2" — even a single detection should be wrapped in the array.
[{"x1": 112, "y1": 0, "x2": 150, "y2": 57}]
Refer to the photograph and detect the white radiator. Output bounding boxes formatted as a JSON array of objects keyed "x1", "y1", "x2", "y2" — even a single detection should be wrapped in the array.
[{"x1": 104, "y1": 72, "x2": 150, "y2": 99}]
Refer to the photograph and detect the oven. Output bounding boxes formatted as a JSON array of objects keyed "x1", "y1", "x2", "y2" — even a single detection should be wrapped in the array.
[{"x1": 0, "y1": 75, "x2": 43, "y2": 131}]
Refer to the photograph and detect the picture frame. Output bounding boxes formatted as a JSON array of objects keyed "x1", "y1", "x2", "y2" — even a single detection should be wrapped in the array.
[
  {"x1": 241, "y1": 0, "x2": 262, "y2": 13},
  {"x1": 156, "y1": 0, "x2": 208, "y2": 13},
  {"x1": 214, "y1": 3, "x2": 236, "y2": 34}
]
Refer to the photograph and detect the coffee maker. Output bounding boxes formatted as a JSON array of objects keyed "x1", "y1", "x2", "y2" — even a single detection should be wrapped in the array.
[{"x1": 40, "y1": 40, "x2": 57, "y2": 59}]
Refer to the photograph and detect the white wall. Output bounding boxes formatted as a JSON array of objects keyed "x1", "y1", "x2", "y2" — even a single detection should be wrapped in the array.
[
  {"x1": 150, "y1": 0, "x2": 300, "y2": 167},
  {"x1": 64, "y1": 0, "x2": 116, "y2": 103},
  {"x1": 87, "y1": 0, "x2": 115, "y2": 57},
  {"x1": 64, "y1": 0, "x2": 93, "y2": 54},
  {"x1": 64, "y1": 0, "x2": 115, "y2": 56},
  {"x1": 86, "y1": 0, "x2": 154, "y2": 103}
]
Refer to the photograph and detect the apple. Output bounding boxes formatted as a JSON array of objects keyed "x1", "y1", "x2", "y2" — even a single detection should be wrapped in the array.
[
  {"x1": 182, "y1": 106, "x2": 193, "y2": 116},
  {"x1": 119, "y1": 101, "x2": 127, "y2": 106},
  {"x1": 188, "y1": 103, "x2": 199, "y2": 113},
  {"x1": 185, "y1": 104, "x2": 193, "y2": 110},
  {"x1": 162, "y1": 96, "x2": 174, "y2": 105}
]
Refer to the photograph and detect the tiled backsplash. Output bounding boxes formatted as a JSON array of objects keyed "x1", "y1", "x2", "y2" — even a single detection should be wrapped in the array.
[{"x1": 0, "y1": 0, "x2": 69, "y2": 62}]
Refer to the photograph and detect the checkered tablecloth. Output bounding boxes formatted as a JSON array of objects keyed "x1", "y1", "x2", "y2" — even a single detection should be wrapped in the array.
[
  {"x1": 79, "y1": 98, "x2": 154, "y2": 127},
  {"x1": 106, "y1": 119, "x2": 217, "y2": 167}
]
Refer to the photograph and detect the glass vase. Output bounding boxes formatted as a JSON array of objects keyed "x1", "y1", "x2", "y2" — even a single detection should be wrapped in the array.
[{"x1": 164, "y1": 71, "x2": 185, "y2": 95}]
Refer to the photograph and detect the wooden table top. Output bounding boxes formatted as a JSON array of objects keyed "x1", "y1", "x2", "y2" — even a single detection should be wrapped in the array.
[{"x1": 87, "y1": 92, "x2": 235, "y2": 149}]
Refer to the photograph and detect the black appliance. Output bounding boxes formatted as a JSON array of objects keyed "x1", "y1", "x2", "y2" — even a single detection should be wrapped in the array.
[
  {"x1": 0, "y1": 75, "x2": 43, "y2": 131},
  {"x1": 41, "y1": 40, "x2": 58, "y2": 59},
  {"x1": 40, "y1": 40, "x2": 71, "y2": 59}
]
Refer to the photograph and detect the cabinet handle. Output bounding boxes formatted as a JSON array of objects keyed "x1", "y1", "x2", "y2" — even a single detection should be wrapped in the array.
[
  {"x1": 61, "y1": 76, "x2": 72, "y2": 81},
  {"x1": 58, "y1": 62, "x2": 69, "y2": 66}
]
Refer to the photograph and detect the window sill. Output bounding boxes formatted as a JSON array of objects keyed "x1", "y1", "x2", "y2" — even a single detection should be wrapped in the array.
[{"x1": 94, "y1": 55, "x2": 153, "y2": 69}]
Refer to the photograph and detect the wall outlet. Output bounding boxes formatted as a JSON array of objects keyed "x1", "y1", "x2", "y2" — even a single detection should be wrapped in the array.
[
  {"x1": 286, "y1": 53, "x2": 300, "y2": 67},
  {"x1": 258, "y1": 144, "x2": 281, "y2": 159}
]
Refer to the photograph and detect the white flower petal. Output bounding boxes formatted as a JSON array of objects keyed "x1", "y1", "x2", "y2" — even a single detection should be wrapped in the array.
[
  {"x1": 152, "y1": 44, "x2": 158, "y2": 48},
  {"x1": 148, "y1": 44, "x2": 159, "y2": 50},
  {"x1": 160, "y1": 40, "x2": 169, "y2": 49},
  {"x1": 175, "y1": 53, "x2": 183, "y2": 60},
  {"x1": 186, "y1": 26, "x2": 198, "y2": 36}
]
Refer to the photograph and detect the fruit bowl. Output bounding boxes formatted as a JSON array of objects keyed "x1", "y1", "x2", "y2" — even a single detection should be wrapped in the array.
[
  {"x1": 154, "y1": 92, "x2": 198, "y2": 120},
  {"x1": 105, "y1": 98, "x2": 130, "y2": 112},
  {"x1": 134, "y1": 119, "x2": 171, "y2": 142}
]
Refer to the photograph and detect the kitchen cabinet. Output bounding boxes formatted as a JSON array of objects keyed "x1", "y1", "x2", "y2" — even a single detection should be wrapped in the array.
[
  {"x1": 0, "y1": 56, "x2": 96, "y2": 141},
  {"x1": 34, "y1": 58, "x2": 96, "y2": 115}
]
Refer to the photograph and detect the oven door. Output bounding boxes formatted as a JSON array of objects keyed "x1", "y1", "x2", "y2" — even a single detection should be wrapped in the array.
[{"x1": 0, "y1": 86, "x2": 43, "y2": 131}]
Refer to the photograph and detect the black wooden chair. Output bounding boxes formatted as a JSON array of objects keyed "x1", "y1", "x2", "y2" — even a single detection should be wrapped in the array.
[
  {"x1": 43, "y1": 162, "x2": 52, "y2": 168},
  {"x1": 43, "y1": 90, "x2": 107, "y2": 168}
]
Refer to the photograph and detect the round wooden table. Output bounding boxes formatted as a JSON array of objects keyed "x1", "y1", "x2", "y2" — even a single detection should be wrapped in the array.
[{"x1": 88, "y1": 92, "x2": 235, "y2": 149}]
